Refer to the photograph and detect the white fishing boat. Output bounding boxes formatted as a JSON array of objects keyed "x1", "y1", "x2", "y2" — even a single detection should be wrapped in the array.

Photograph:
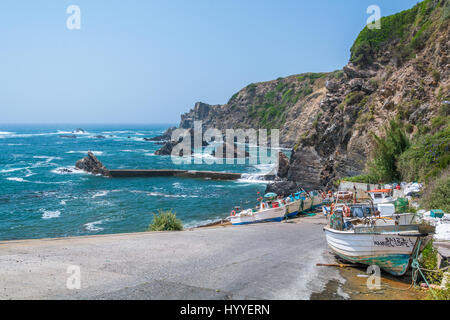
[
  {"x1": 230, "y1": 191, "x2": 324, "y2": 225},
  {"x1": 322, "y1": 203, "x2": 416, "y2": 225},
  {"x1": 324, "y1": 225, "x2": 432, "y2": 276},
  {"x1": 230, "y1": 201, "x2": 287, "y2": 225},
  {"x1": 324, "y1": 207, "x2": 433, "y2": 276}
]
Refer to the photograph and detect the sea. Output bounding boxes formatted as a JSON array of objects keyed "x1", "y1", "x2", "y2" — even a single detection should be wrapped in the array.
[{"x1": 0, "y1": 124, "x2": 281, "y2": 241}]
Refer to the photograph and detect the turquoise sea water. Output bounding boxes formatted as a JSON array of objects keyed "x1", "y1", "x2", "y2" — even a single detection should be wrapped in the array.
[{"x1": 0, "y1": 124, "x2": 276, "y2": 241}]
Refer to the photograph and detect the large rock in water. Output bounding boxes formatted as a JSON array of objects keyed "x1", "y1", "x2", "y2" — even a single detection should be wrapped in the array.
[
  {"x1": 75, "y1": 152, "x2": 111, "y2": 177},
  {"x1": 277, "y1": 152, "x2": 290, "y2": 179},
  {"x1": 154, "y1": 141, "x2": 180, "y2": 156}
]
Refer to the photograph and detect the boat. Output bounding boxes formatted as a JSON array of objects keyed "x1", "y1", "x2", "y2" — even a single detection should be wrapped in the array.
[
  {"x1": 322, "y1": 202, "x2": 416, "y2": 225},
  {"x1": 230, "y1": 201, "x2": 287, "y2": 225},
  {"x1": 333, "y1": 191, "x2": 354, "y2": 201},
  {"x1": 368, "y1": 189, "x2": 394, "y2": 204},
  {"x1": 230, "y1": 190, "x2": 324, "y2": 225},
  {"x1": 324, "y1": 208, "x2": 433, "y2": 276},
  {"x1": 284, "y1": 191, "x2": 324, "y2": 218}
]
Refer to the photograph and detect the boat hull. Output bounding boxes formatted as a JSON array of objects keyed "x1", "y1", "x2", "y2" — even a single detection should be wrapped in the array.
[
  {"x1": 231, "y1": 207, "x2": 286, "y2": 225},
  {"x1": 286, "y1": 196, "x2": 323, "y2": 218},
  {"x1": 324, "y1": 227, "x2": 424, "y2": 276}
]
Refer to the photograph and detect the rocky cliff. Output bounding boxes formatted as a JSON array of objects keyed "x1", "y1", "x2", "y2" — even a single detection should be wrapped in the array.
[{"x1": 159, "y1": 0, "x2": 450, "y2": 191}]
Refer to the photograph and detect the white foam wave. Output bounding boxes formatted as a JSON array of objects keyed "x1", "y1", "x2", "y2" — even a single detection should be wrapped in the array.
[
  {"x1": 51, "y1": 166, "x2": 86, "y2": 175},
  {"x1": 84, "y1": 220, "x2": 105, "y2": 232},
  {"x1": 121, "y1": 149, "x2": 150, "y2": 153},
  {"x1": 41, "y1": 209, "x2": 61, "y2": 220},
  {"x1": 147, "y1": 192, "x2": 198, "y2": 198},
  {"x1": 66, "y1": 151, "x2": 103, "y2": 156},
  {"x1": 6, "y1": 177, "x2": 27, "y2": 182},
  {"x1": 237, "y1": 163, "x2": 276, "y2": 184},
  {"x1": 92, "y1": 191, "x2": 109, "y2": 199},
  {"x1": 33, "y1": 156, "x2": 62, "y2": 163},
  {"x1": 0, "y1": 167, "x2": 30, "y2": 173}
]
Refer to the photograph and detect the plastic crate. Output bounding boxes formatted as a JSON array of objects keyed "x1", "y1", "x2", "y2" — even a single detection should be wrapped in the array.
[{"x1": 431, "y1": 209, "x2": 444, "y2": 218}]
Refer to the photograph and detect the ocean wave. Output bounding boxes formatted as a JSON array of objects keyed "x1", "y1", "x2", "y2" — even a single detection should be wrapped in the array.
[
  {"x1": 92, "y1": 191, "x2": 109, "y2": 199},
  {"x1": 40, "y1": 209, "x2": 61, "y2": 220},
  {"x1": 51, "y1": 166, "x2": 86, "y2": 175},
  {"x1": 66, "y1": 151, "x2": 103, "y2": 156},
  {"x1": 147, "y1": 192, "x2": 199, "y2": 198},
  {"x1": 121, "y1": 149, "x2": 150, "y2": 153},
  {"x1": 0, "y1": 167, "x2": 30, "y2": 173},
  {"x1": 237, "y1": 177, "x2": 274, "y2": 184},
  {"x1": 33, "y1": 156, "x2": 63, "y2": 162},
  {"x1": 84, "y1": 220, "x2": 105, "y2": 232},
  {"x1": 6, "y1": 177, "x2": 27, "y2": 182}
]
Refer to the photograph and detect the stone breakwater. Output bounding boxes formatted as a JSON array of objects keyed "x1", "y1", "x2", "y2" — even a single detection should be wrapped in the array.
[
  {"x1": 75, "y1": 152, "x2": 243, "y2": 180},
  {"x1": 109, "y1": 169, "x2": 242, "y2": 180}
]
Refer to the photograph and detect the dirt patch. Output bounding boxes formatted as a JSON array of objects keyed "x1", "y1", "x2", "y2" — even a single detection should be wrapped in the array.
[{"x1": 312, "y1": 255, "x2": 426, "y2": 300}]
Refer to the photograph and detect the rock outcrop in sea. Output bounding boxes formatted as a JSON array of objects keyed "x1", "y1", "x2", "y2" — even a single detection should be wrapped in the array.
[{"x1": 75, "y1": 151, "x2": 111, "y2": 177}]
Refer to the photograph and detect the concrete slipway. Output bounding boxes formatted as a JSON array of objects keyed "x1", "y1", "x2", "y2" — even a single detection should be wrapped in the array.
[{"x1": 0, "y1": 216, "x2": 345, "y2": 300}]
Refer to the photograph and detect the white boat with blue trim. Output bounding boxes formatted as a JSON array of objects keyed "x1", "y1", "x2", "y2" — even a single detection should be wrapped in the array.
[
  {"x1": 230, "y1": 191, "x2": 324, "y2": 225},
  {"x1": 324, "y1": 208, "x2": 433, "y2": 276}
]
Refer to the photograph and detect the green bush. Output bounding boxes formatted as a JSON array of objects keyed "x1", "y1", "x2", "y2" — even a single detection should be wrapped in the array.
[
  {"x1": 398, "y1": 126, "x2": 450, "y2": 182},
  {"x1": 340, "y1": 174, "x2": 378, "y2": 184},
  {"x1": 148, "y1": 210, "x2": 183, "y2": 231},
  {"x1": 344, "y1": 91, "x2": 366, "y2": 106},
  {"x1": 420, "y1": 240, "x2": 444, "y2": 285},
  {"x1": 368, "y1": 120, "x2": 410, "y2": 182},
  {"x1": 420, "y1": 170, "x2": 450, "y2": 213},
  {"x1": 424, "y1": 282, "x2": 450, "y2": 300}
]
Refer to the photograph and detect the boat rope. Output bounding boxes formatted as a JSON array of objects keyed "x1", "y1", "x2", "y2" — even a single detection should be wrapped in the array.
[{"x1": 410, "y1": 238, "x2": 440, "y2": 299}]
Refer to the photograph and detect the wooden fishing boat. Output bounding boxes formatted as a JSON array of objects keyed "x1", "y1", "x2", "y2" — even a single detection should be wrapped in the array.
[
  {"x1": 284, "y1": 191, "x2": 323, "y2": 218},
  {"x1": 322, "y1": 203, "x2": 416, "y2": 225},
  {"x1": 230, "y1": 201, "x2": 287, "y2": 225},
  {"x1": 230, "y1": 191, "x2": 324, "y2": 225},
  {"x1": 324, "y1": 225, "x2": 432, "y2": 276}
]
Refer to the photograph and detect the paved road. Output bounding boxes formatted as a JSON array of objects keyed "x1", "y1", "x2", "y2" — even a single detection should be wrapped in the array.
[{"x1": 0, "y1": 216, "x2": 342, "y2": 300}]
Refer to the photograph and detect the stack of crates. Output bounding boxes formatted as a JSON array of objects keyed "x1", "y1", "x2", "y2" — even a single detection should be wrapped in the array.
[{"x1": 394, "y1": 198, "x2": 408, "y2": 213}]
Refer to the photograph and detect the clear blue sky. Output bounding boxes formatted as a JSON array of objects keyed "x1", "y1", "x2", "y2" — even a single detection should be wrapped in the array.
[{"x1": 0, "y1": 0, "x2": 419, "y2": 124}]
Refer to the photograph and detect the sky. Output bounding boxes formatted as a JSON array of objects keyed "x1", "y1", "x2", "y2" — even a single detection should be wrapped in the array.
[{"x1": 0, "y1": 0, "x2": 420, "y2": 124}]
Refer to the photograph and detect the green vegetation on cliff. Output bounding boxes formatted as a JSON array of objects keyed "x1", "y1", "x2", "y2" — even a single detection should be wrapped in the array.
[
  {"x1": 342, "y1": 110, "x2": 450, "y2": 211},
  {"x1": 351, "y1": 0, "x2": 448, "y2": 66},
  {"x1": 246, "y1": 73, "x2": 325, "y2": 129}
]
